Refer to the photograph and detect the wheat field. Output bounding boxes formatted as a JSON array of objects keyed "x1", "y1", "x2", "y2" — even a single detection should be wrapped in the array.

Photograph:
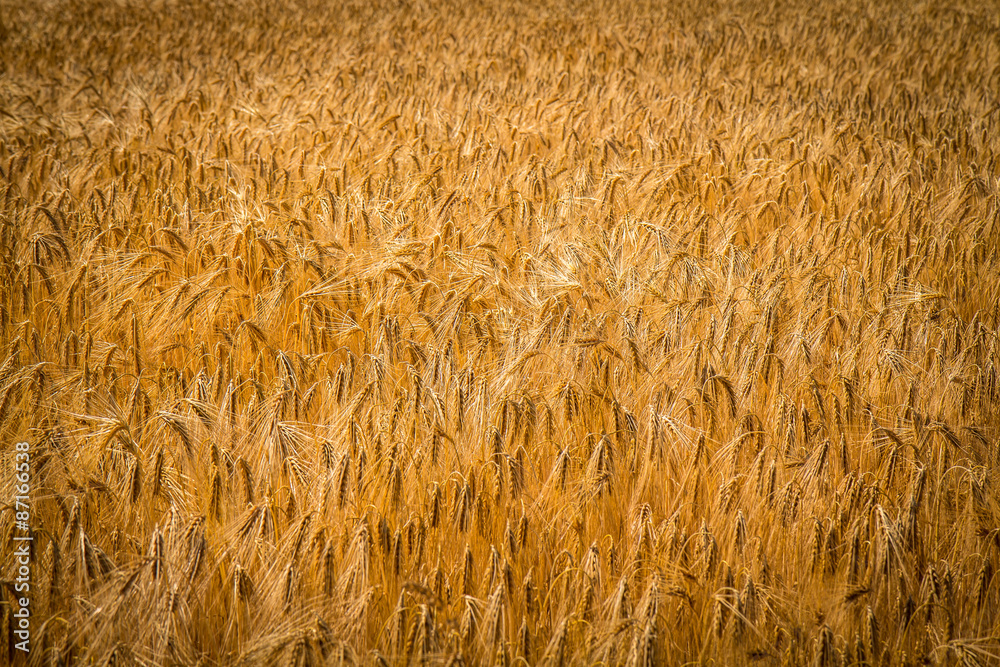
[{"x1": 2, "y1": 0, "x2": 999, "y2": 664}]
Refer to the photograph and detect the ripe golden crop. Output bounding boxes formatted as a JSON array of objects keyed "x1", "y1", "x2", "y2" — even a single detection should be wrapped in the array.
[{"x1": 1, "y1": 0, "x2": 998, "y2": 664}]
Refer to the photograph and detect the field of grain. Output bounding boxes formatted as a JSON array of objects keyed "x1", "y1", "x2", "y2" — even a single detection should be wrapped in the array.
[{"x1": 2, "y1": 0, "x2": 999, "y2": 664}]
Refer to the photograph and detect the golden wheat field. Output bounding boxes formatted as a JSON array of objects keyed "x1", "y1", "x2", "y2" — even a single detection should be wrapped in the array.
[{"x1": 2, "y1": 0, "x2": 1000, "y2": 664}]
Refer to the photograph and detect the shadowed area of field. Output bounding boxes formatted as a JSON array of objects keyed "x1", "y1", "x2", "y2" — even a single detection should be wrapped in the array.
[{"x1": 1, "y1": 0, "x2": 999, "y2": 663}]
